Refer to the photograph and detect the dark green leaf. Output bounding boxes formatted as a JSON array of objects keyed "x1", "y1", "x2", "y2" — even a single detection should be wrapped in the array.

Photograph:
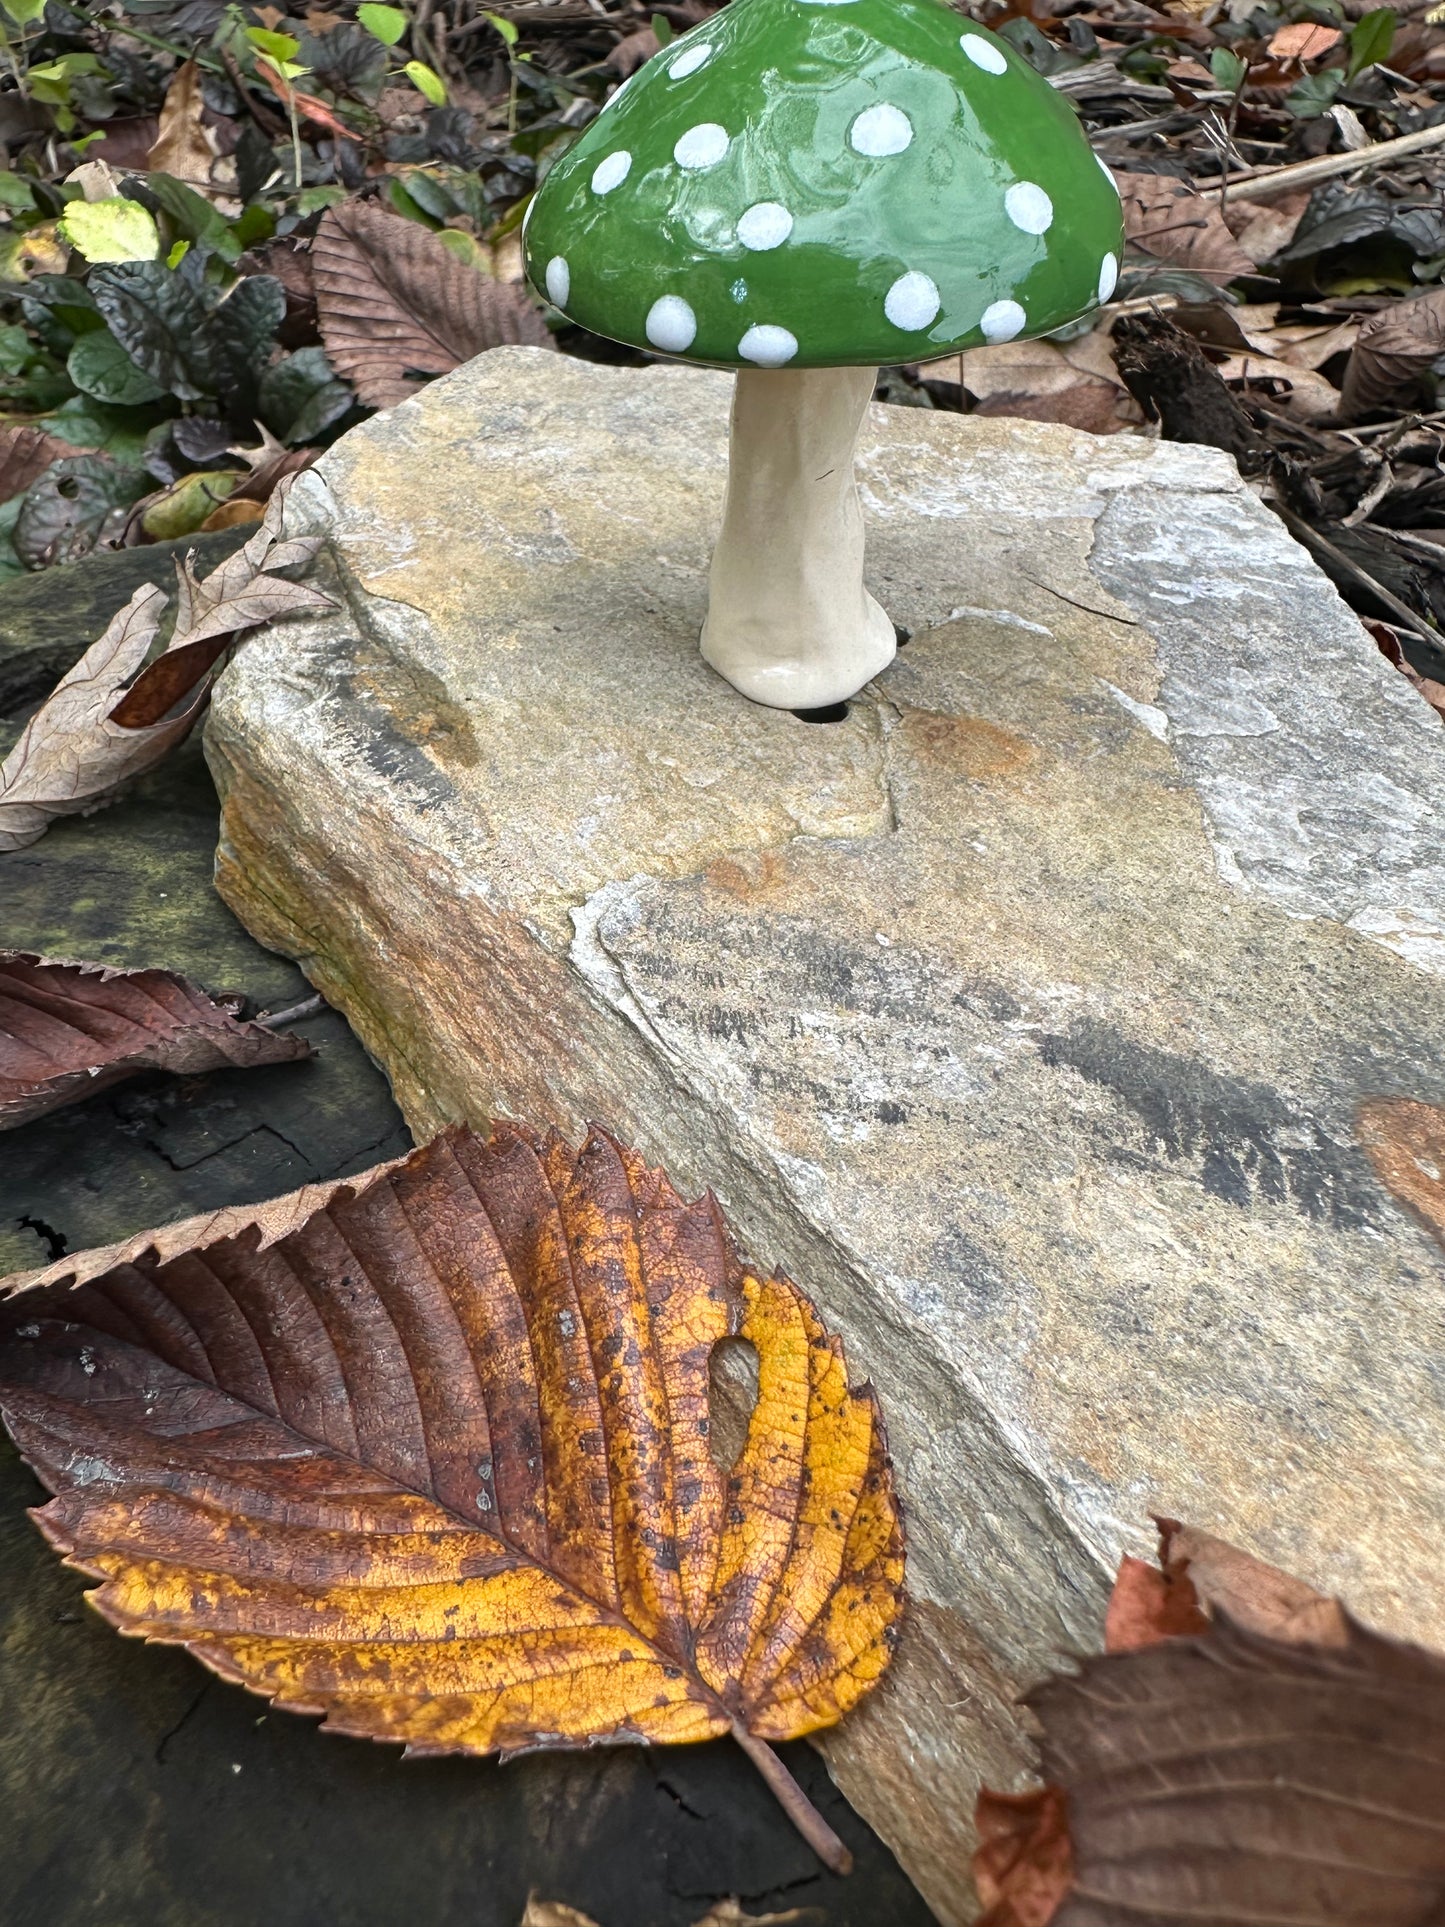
[
  {"x1": 0, "y1": 172, "x2": 34, "y2": 212},
  {"x1": 1210, "y1": 47, "x2": 1247, "y2": 92},
  {"x1": 235, "y1": 123, "x2": 280, "y2": 205},
  {"x1": 1286, "y1": 68, "x2": 1344, "y2": 119},
  {"x1": 195, "y1": 273, "x2": 286, "y2": 416},
  {"x1": 13, "y1": 454, "x2": 149, "y2": 570},
  {"x1": 88, "y1": 260, "x2": 210, "y2": 400},
  {"x1": 133, "y1": 174, "x2": 242, "y2": 265},
  {"x1": 1347, "y1": 6, "x2": 1394, "y2": 78},
  {"x1": 66, "y1": 329, "x2": 168, "y2": 407},
  {"x1": 19, "y1": 275, "x2": 104, "y2": 357},
  {"x1": 258, "y1": 344, "x2": 353, "y2": 444},
  {"x1": 232, "y1": 202, "x2": 276, "y2": 250}
]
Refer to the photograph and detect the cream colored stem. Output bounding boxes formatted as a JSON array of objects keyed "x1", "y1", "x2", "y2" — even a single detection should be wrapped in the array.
[{"x1": 700, "y1": 365, "x2": 896, "y2": 711}]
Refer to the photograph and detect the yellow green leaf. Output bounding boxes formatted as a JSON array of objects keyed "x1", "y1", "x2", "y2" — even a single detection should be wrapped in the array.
[
  {"x1": 403, "y1": 57, "x2": 447, "y2": 105},
  {"x1": 357, "y1": 3, "x2": 408, "y2": 45},
  {"x1": 57, "y1": 196, "x2": 160, "y2": 265}
]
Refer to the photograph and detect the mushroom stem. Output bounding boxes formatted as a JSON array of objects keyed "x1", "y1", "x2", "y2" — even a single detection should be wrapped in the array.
[{"x1": 701, "y1": 365, "x2": 896, "y2": 711}]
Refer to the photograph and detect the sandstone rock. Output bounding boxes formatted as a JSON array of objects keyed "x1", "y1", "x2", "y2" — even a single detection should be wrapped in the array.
[{"x1": 206, "y1": 348, "x2": 1445, "y2": 1923}]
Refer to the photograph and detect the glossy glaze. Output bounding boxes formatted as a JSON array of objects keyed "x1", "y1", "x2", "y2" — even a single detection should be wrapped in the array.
[{"x1": 524, "y1": 0, "x2": 1123, "y2": 369}]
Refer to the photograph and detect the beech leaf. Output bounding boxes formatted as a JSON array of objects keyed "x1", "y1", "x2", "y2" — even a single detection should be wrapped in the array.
[
  {"x1": 1339, "y1": 286, "x2": 1445, "y2": 421},
  {"x1": 0, "y1": 479, "x2": 335, "y2": 849},
  {"x1": 145, "y1": 59, "x2": 217, "y2": 192},
  {"x1": 311, "y1": 200, "x2": 553, "y2": 409},
  {"x1": 0, "y1": 951, "x2": 311, "y2": 1128},
  {"x1": 1115, "y1": 170, "x2": 1256, "y2": 285},
  {"x1": 976, "y1": 1527, "x2": 1445, "y2": 1925},
  {"x1": 0, "y1": 1124, "x2": 904, "y2": 1871}
]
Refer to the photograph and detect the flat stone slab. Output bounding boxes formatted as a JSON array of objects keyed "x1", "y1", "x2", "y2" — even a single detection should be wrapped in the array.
[{"x1": 206, "y1": 348, "x2": 1445, "y2": 1923}]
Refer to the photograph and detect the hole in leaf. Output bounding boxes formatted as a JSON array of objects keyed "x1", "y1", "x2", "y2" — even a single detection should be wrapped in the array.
[
  {"x1": 56, "y1": 476, "x2": 79, "y2": 499},
  {"x1": 791, "y1": 702, "x2": 849, "y2": 725},
  {"x1": 707, "y1": 1335, "x2": 759, "y2": 1471}
]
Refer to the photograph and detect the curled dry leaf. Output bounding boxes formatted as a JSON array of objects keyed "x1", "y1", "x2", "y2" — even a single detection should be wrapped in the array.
[
  {"x1": 0, "y1": 951, "x2": 311, "y2": 1130},
  {"x1": 1339, "y1": 286, "x2": 1445, "y2": 420},
  {"x1": 1115, "y1": 170, "x2": 1256, "y2": 284},
  {"x1": 977, "y1": 1526, "x2": 1445, "y2": 1926},
  {"x1": 312, "y1": 200, "x2": 554, "y2": 410},
  {"x1": 0, "y1": 478, "x2": 335, "y2": 851},
  {"x1": 0, "y1": 1125, "x2": 903, "y2": 1871},
  {"x1": 145, "y1": 60, "x2": 216, "y2": 193}
]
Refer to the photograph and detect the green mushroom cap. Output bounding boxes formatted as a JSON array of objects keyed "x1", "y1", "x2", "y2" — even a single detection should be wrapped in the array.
[{"x1": 523, "y1": 0, "x2": 1123, "y2": 370}]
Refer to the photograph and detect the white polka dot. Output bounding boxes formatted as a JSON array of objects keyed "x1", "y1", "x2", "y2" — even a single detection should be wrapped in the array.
[
  {"x1": 884, "y1": 271, "x2": 940, "y2": 332},
  {"x1": 544, "y1": 256, "x2": 569, "y2": 307},
  {"x1": 738, "y1": 324, "x2": 798, "y2": 367},
  {"x1": 591, "y1": 150, "x2": 631, "y2": 194},
  {"x1": 1096, "y1": 152, "x2": 1119, "y2": 193},
  {"x1": 980, "y1": 299, "x2": 1026, "y2": 343},
  {"x1": 1005, "y1": 182, "x2": 1053, "y2": 234},
  {"x1": 674, "y1": 123, "x2": 729, "y2": 170},
  {"x1": 736, "y1": 202, "x2": 793, "y2": 251},
  {"x1": 669, "y1": 41, "x2": 714, "y2": 78},
  {"x1": 849, "y1": 103, "x2": 912, "y2": 158},
  {"x1": 1098, "y1": 253, "x2": 1118, "y2": 304},
  {"x1": 960, "y1": 32, "x2": 1008, "y2": 73},
  {"x1": 646, "y1": 295, "x2": 697, "y2": 353}
]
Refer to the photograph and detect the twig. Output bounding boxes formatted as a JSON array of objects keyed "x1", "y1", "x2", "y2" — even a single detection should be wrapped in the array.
[
  {"x1": 1276, "y1": 505, "x2": 1443, "y2": 644},
  {"x1": 1222, "y1": 122, "x2": 1445, "y2": 205},
  {"x1": 256, "y1": 992, "x2": 326, "y2": 1029}
]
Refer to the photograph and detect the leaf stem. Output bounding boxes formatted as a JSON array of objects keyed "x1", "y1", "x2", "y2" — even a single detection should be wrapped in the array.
[{"x1": 728, "y1": 1721, "x2": 854, "y2": 1876}]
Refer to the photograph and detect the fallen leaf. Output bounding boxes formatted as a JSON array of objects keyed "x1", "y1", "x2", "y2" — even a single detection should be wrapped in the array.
[
  {"x1": 1, "y1": 1148, "x2": 410, "y2": 1300},
  {"x1": 1268, "y1": 19, "x2": 1343, "y2": 59},
  {"x1": 1102, "y1": 1550, "x2": 1209, "y2": 1653},
  {"x1": 146, "y1": 60, "x2": 217, "y2": 192},
  {"x1": 607, "y1": 27, "x2": 660, "y2": 75},
  {"x1": 62, "y1": 158, "x2": 121, "y2": 203},
  {"x1": 201, "y1": 497, "x2": 267, "y2": 531},
  {"x1": 1214, "y1": 351, "x2": 1342, "y2": 423},
  {"x1": 689, "y1": 1902, "x2": 819, "y2": 1925},
  {"x1": 1016, "y1": 1615, "x2": 1445, "y2": 1923},
  {"x1": 0, "y1": 951, "x2": 311, "y2": 1128},
  {"x1": 1339, "y1": 286, "x2": 1445, "y2": 418},
  {"x1": 0, "y1": 479, "x2": 335, "y2": 850},
  {"x1": 961, "y1": 340, "x2": 1141, "y2": 434},
  {"x1": 1225, "y1": 188, "x2": 1312, "y2": 267},
  {"x1": 12, "y1": 452, "x2": 150, "y2": 569},
  {"x1": 57, "y1": 196, "x2": 161, "y2": 266},
  {"x1": 1154, "y1": 1519, "x2": 1348, "y2": 1646},
  {"x1": 977, "y1": 1525, "x2": 1445, "y2": 1923},
  {"x1": 519, "y1": 1899, "x2": 601, "y2": 1927},
  {"x1": 312, "y1": 199, "x2": 554, "y2": 409},
  {"x1": 974, "y1": 1787, "x2": 1074, "y2": 1927},
  {"x1": 0, "y1": 424, "x2": 82, "y2": 508},
  {"x1": 1116, "y1": 169, "x2": 1256, "y2": 283},
  {"x1": 0, "y1": 1124, "x2": 902, "y2": 1870}
]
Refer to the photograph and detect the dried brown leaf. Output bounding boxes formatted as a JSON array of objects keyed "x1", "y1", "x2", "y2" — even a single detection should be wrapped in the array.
[
  {"x1": 1025, "y1": 1615, "x2": 1445, "y2": 1924},
  {"x1": 312, "y1": 200, "x2": 554, "y2": 409},
  {"x1": 0, "y1": 1125, "x2": 903, "y2": 1871},
  {"x1": 1268, "y1": 19, "x2": 1342, "y2": 57},
  {"x1": 1, "y1": 1151, "x2": 409, "y2": 1299},
  {"x1": 520, "y1": 1900, "x2": 602, "y2": 1927},
  {"x1": 0, "y1": 951, "x2": 310, "y2": 1128},
  {"x1": 1339, "y1": 287, "x2": 1445, "y2": 420},
  {"x1": 961, "y1": 340, "x2": 1140, "y2": 435},
  {"x1": 690, "y1": 1902, "x2": 819, "y2": 1925},
  {"x1": 1156, "y1": 1519, "x2": 1348, "y2": 1646},
  {"x1": 975, "y1": 1787, "x2": 1074, "y2": 1927},
  {"x1": 0, "y1": 481, "x2": 335, "y2": 849},
  {"x1": 1116, "y1": 170, "x2": 1256, "y2": 283},
  {"x1": 145, "y1": 60, "x2": 216, "y2": 191},
  {"x1": 0, "y1": 424, "x2": 83, "y2": 508},
  {"x1": 607, "y1": 26, "x2": 660, "y2": 75},
  {"x1": 1102, "y1": 1551, "x2": 1210, "y2": 1653}
]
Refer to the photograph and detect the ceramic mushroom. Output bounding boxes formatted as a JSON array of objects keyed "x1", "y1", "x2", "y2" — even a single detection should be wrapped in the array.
[{"x1": 523, "y1": 0, "x2": 1123, "y2": 711}]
